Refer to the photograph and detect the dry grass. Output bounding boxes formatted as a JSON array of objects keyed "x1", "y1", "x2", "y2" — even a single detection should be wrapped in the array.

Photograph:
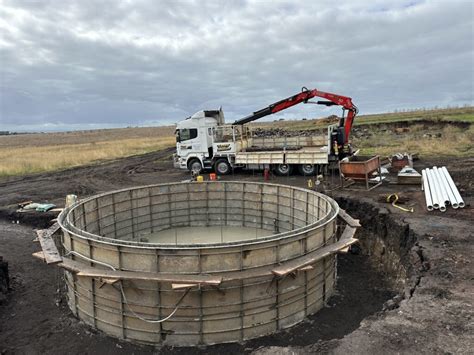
[
  {"x1": 1, "y1": 107, "x2": 472, "y2": 177},
  {"x1": 251, "y1": 107, "x2": 474, "y2": 158},
  {"x1": 0, "y1": 126, "x2": 175, "y2": 148},
  {"x1": 253, "y1": 106, "x2": 474, "y2": 131},
  {"x1": 0, "y1": 127, "x2": 175, "y2": 177},
  {"x1": 357, "y1": 124, "x2": 474, "y2": 158}
]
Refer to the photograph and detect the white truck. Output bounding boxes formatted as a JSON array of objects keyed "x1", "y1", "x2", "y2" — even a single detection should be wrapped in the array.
[{"x1": 173, "y1": 87, "x2": 358, "y2": 175}]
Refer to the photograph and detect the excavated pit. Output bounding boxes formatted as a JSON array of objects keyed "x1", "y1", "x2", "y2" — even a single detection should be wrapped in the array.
[
  {"x1": 57, "y1": 181, "x2": 351, "y2": 346},
  {"x1": 336, "y1": 197, "x2": 419, "y2": 292},
  {"x1": 218, "y1": 197, "x2": 417, "y2": 351}
]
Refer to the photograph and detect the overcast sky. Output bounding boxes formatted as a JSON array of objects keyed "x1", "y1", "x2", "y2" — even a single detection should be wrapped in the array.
[{"x1": 0, "y1": 0, "x2": 473, "y2": 131}]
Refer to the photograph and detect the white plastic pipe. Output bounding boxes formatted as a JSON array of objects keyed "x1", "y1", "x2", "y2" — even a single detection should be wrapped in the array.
[
  {"x1": 440, "y1": 166, "x2": 465, "y2": 208},
  {"x1": 433, "y1": 167, "x2": 450, "y2": 207},
  {"x1": 436, "y1": 167, "x2": 459, "y2": 209},
  {"x1": 431, "y1": 168, "x2": 447, "y2": 211},
  {"x1": 425, "y1": 169, "x2": 438, "y2": 209},
  {"x1": 421, "y1": 170, "x2": 434, "y2": 211},
  {"x1": 426, "y1": 169, "x2": 441, "y2": 210}
]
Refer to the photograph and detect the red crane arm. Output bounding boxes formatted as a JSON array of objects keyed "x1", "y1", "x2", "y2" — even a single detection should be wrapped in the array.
[{"x1": 233, "y1": 87, "x2": 358, "y2": 143}]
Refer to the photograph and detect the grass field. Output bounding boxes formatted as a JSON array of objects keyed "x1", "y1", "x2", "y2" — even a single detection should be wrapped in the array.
[
  {"x1": 350, "y1": 107, "x2": 474, "y2": 125},
  {"x1": 355, "y1": 124, "x2": 473, "y2": 157},
  {"x1": 1, "y1": 107, "x2": 472, "y2": 177},
  {"x1": 0, "y1": 126, "x2": 175, "y2": 177},
  {"x1": 348, "y1": 107, "x2": 473, "y2": 157},
  {"x1": 254, "y1": 107, "x2": 474, "y2": 131},
  {"x1": 254, "y1": 107, "x2": 474, "y2": 158}
]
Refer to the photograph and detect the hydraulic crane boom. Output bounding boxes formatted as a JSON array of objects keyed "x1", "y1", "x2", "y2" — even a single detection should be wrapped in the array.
[{"x1": 233, "y1": 87, "x2": 358, "y2": 143}]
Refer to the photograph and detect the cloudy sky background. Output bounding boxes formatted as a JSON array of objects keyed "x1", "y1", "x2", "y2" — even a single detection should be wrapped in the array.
[{"x1": 0, "y1": 0, "x2": 473, "y2": 132}]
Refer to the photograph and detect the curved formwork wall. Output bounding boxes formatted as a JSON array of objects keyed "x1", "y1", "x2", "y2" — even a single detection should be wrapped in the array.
[{"x1": 58, "y1": 182, "x2": 344, "y2": 346}]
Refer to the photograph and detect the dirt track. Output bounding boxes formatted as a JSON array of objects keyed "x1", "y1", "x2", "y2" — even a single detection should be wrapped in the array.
[{"x1": 0, "y1": 151, "x2": 472, "y2": 354}]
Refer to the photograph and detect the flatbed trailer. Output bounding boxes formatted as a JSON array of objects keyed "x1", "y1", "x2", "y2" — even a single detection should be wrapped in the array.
[{"x1": 173, "y1": 87, "x2": 357, "y2": 176}]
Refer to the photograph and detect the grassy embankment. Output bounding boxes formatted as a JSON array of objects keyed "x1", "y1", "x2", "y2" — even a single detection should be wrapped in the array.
[
  {"x1": 347, "y1": 107, "x2": 473, "y2": 157},
  {"x1": 259, "y1": 107, "x2": 474, "y2": 129},
  {"x1": 256, "y1": 107, "x2": 474, "y2": 158},
  {"x1": 0, "y1": 126, "x2": 175, "y2": 177}
]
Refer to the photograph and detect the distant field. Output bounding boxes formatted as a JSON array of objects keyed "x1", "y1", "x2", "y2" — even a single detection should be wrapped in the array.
[
  {"x1": 0, "y1": 126, "x2": 175, "y2": 177},
  {"x1": 351, "y1": 107, "x2": 474, "y2": 125},
  {"x1": 1, "y1": 107, "x2": 472, "y2": 177}
]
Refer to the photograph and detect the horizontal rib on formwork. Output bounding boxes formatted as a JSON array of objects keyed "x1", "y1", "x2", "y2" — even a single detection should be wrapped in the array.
[{"x1": 53, "y1": 181, "x2": 356, "y2": 346}]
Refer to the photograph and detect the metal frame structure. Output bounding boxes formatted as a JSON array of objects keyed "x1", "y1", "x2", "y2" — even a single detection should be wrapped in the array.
[{"x1": 50, "y1": 181, "x2": 358, "y2": 346}]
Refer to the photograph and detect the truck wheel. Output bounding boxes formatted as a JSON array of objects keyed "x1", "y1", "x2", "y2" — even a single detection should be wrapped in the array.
[
  {"x1": 215, "y1": 159, "x2": 231, "y2": 175},
  {"x1": 298, "y1": 164, "x2": 316, "y2": 176},
  {"x1": 273, "y1": 164, "x2": 293, "y2": 176},
  {"x1": 187, "y1": 159, "x2": 202, "y2": 173}
]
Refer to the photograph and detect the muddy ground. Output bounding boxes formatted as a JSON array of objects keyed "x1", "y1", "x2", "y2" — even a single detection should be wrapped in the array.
[{"x1": 0, "y1": 148, "x2": 472, "y2": 354}]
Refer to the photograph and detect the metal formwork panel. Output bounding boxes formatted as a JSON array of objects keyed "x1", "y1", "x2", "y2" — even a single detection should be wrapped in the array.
[{"x1": 57, "y1": 181, "x2": 345, "y2": 346}]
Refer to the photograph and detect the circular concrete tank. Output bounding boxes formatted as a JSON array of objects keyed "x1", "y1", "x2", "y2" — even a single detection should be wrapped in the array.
[{"x1": 58, "y1": 181, "x2": 342, "y2": 346}]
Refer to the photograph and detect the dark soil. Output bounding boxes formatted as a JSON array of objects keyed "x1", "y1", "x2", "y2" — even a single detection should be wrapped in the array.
[
  {"x1": 0, "y1": 256, "x2": 8, "y2": 304},
  {"x1": 0, "y1": 149, "x2": 472, "y2": 354},
  {"x1": 0, "y1": 220, "x2": 395, "y2": 355}
]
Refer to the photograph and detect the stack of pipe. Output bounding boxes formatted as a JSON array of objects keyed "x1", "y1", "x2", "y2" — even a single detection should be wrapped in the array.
[{"x1": 421, "y1": 166, "x2": 465, "y2": 212}]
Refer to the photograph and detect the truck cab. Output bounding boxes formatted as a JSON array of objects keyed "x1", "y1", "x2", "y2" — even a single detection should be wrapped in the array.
[
  {"x1": 173, "y1": 109, "x2": 223, "y2": 172},
  {"x1": 173, "y1": 87, "x2": 357, "y2": 175}
]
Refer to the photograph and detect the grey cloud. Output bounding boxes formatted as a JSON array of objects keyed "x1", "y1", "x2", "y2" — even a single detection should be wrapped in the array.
[{"x1": 0, "y1": 0, "x2": 472, "y2": 131}]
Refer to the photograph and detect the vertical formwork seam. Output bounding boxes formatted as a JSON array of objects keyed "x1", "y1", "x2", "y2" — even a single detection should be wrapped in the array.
[
  {"x1": 166, "y1": 186, "x2": 171, "y2": 230},
  {"x1": 129, "y1": 190, "x2": 136, "y2": 239},
  {"x1": 205, "y1": 183, "x2": 209, "y2": 227},
  {"x1": 333, "y1": 221, "x2": 338, "y2": 295},
  {"x1": 317, "y1": 196, "x2": 321, "y2": 220},
  {"x1": 260, "y1": 184, "x2": 264, "y2": 230},
  {"x1": 81, "y1": 204, "x2": 87, "y2": 232},
  {"x1": 118, "y1": 245, "x2": 126, "y2": 339},
  {"x1": 224, "y1": 182, "x2": 228, "y2": 227},
  {"x1": 275, "y1": 239, "x2": 281, "y2": 330},
  {"x1": 70, "y1": 237, "x2": 79, "y2": 316},
  {"x1": 291, "y1": 188, "x2": 294, "y2": 229},
  {"x1": 95, "y1": 198, "x2": 101, "y2": 235},
  {"x1": 86, "y1": 238, "x2": 97, "y2": 328},
  {"x1": 276, "y1": 186, "x2": 280, "y2": 232},
  {"x1": 242, "y1": 183, "x2": 246, "y2": 228},
  {"x1": 186, "y1": 183, "x2": 191, "y2": 228},
  {"x1": 239, "y1": 245, "x2": 244, "y2": 341},
  {"x1": 303, "y1": 234, "x2": 308, "y2": 317},
  {"x1": 322, "y1": 225, "x2": 327, "y2": 303},
  {"x1": 148, "y1": 188, "x2": 154, "y2": 233},
  {"x1": 305, "y1": 192, "x2": 309, "y2": 225},
  {"x1": 111, "y1": 193, "x2": 117, "y2": 239},
  {"x1": 155, "y1": 249, "x2": 163, "y2": 342},
  {"x1": 198, "y1": 248, "x2": 204, "y2": 345}
]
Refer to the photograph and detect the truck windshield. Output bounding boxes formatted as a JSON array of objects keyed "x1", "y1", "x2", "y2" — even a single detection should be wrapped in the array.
[{"x1": 177, "y1": 128, "x2": 198, "y2": 142}]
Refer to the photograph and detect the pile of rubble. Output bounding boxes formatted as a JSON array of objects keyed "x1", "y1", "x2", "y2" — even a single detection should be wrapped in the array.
[
  {"x1": 252, "y1": 128, "x2": 320, "y2": 137},
  {"x1": 351, "y1": 127, "x2": 373, "y2": 139}
]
